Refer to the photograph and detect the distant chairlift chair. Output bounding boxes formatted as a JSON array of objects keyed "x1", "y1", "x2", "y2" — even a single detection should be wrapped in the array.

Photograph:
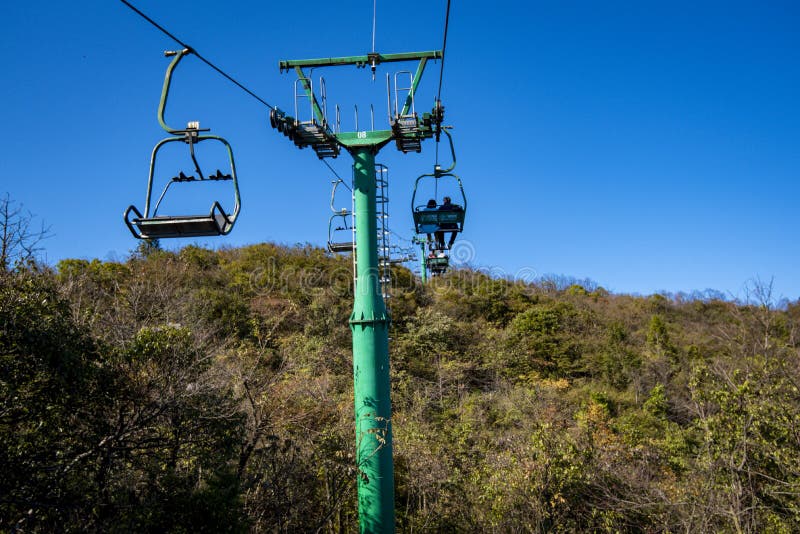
[
  {"x1": 327, "y1": 177, "x2": 355, "y2": 253},
  {"x1": 328, "y1": 209, "x2": 355, "y2": 253}
]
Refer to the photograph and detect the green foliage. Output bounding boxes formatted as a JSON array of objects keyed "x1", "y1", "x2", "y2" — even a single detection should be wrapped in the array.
[
  {"x1": 0, "y1": 268, "x2": 101, "y2": 530},
  {"x1": 596, "y1": 321, "x2": 641, "y2": 389},
  {"x1": 134, "y1": 237, "x2": 162, "y2": 258},
  {"x1": 643, "y1": 383, "x2": 668, "y2": 417},
  {"x1": 191, "y1": 287, "x2": 253, "y2": 339},
  {"x1": 566, "y1": 283, "x2": 588, "y2": 296},
  {"x1": 646, "y1": 314, "x2": 671, "y2": 352},
  {"x1": 689, "y1": 352, "x2": 800, "y2": 531},
  {"x1": 504, "y1": 301, "x2": 585, "y2": 378}
]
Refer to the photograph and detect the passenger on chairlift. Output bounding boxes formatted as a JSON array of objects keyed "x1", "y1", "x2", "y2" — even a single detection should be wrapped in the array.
[
  {"x1": 436, "y1": 196, "x2": 462, "y2": 249},
  {"x1": 424, "y1": 199, "x2": 437, "y2": 247}
]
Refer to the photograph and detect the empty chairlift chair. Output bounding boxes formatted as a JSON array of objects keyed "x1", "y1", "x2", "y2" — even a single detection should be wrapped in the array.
[
  {"x1": 327, "y1": 178, "x2": 356, "y2": 253},
  {"x1": 328, "y1": 209, "x2": 355, "y2": 253},
  {"x1": 124, "y1": 49, "x2": 241, "y2": 240}
]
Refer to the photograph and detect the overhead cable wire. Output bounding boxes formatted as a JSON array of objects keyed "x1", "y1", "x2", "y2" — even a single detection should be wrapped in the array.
[
  {"x1": 436, "y1": 0, "x2": 452, "y2": 102},
  {"x1": 390, "y1": 229, "x2": 414, "y2": 244},
  {"x1": 371, "y1": 0, "x2": 377, "y2": 53},
  {"x1": 121, "y1": 0, "x2": 347, "y2": 204},
  {"x1": 119, "y1": 0, "x2": 275, "y2": 110},
  {"x1": 435, "y1": 0, "x2": 452, "y2": 165},
  {"x1": 322, "y1": 159, "x2": 351, "y2": 191}
]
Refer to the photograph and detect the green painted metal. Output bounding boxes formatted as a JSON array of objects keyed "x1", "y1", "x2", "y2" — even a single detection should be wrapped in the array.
[
  {"x1": 427, "y1": 255, "x2": 449, "y2": 275},
  {"x1": 437, "y1": 127, "x2": 457, "y2": 174},
  {"x1": 413, "y1": 203, "x2": 465, "y2": 225},
  {"x1": 158, "y1": 49, "x2": 193, "y2": 134},
  {"x1": 418, "y1": 238, "x2": 428, "y2": 285},
  {"x1": 335, "y1": 130, "x2": 393, "y2": 148},
  {"x1": 126, "y1": 49, "x2": 241, "y2": 241},
  {"x1": 349, "y1": 148, "x2": 394, "y2": 533},
  {"x1": 273, "y1": 49, "x2": 447, "y2": 532},
  {"x1": 410, "y1": 128, "x2": 465, "y2": 236},
  {"x1": 280, "y1": 50, "x2": 442, "y2": 71},
  {"x1": 400, "y1": 57, "x2": 428, "y2": 117},
  {"x1": 293, "y1": 66, "x2": 328, "y2": 126}
]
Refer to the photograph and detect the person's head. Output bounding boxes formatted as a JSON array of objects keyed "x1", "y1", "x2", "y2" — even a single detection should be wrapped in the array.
[
  {"x1": 442, "y1": 196, "x2": 452, "y2": 205},
  {"x1": 426, "y1": 199, "x2": 437, "y2": 208}
]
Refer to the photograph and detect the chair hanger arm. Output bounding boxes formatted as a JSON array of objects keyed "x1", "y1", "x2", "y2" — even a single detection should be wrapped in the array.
[{"x1": 158, "y1": 49, "x2": 192, "y2": 134}]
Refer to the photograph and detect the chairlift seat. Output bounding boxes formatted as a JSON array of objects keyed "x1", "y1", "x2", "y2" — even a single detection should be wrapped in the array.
[
  {"x1": 428, "y1": 255, "x2": 449, "y2": 274},
  {"x1": 328, "y1": 241, "x2": 355, "y2": 253},
  {"x1": 413, "y1": 207, "x2": 465, "y2": 233},
  {"x1": 125, "y1": 203, "x2": 232, "y2": 239}
]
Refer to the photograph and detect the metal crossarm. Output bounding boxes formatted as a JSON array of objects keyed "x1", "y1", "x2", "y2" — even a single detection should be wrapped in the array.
[
  {"x1": 273, "y1": 49, "x2": 443, "y2": 156},
  {"x1": 279, "y1": 50, "x2": 442, "y2": 71}
]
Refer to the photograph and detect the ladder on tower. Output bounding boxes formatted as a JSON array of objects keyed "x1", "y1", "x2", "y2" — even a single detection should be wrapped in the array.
[
  {"x1": 329, "y1": 165, "x2": 392, "y2": 300},
  {"x1": 376, "y1": 164, "x2": 391, "y2": 299}
]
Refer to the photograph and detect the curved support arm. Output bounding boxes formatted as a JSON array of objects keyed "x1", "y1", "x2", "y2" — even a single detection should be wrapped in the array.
[
  {"x1": 200, "y1": 135, "x2": 241, "y2": 229},
  {"x1": 330, "y1": 179, "x2": 352, "y2": 213},
  {"x1": 211, "y1": 201, "x2": 233, "y2": 234},
  {"x1": 158, "y1": 49, "x2": 192, "y2": 134},
  {"x1": 435, "y1": 127, "x2": 456, "y2": 175},
  {"x1": 123, "y1": 205, "x2": 144, "y2": 239}
]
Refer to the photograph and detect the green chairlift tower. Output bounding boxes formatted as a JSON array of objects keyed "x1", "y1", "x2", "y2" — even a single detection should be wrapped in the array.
[{"x1": 270, "y1": 50, "x2": 444, "y2": 532}]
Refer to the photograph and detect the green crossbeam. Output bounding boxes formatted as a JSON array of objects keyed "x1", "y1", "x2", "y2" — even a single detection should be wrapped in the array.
[{"x1": 280, "y1": 50, "x2": 442, "y2": 71}]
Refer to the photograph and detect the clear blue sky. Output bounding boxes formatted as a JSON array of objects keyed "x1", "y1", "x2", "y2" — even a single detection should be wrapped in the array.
[{"x1": 1, "y1": 1, "x2": 798, "y2": 299}]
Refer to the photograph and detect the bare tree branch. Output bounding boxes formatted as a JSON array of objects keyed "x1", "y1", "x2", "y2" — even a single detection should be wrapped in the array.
[{"x1": 0, "y1": 192, "x2": 51, "y2": 270}]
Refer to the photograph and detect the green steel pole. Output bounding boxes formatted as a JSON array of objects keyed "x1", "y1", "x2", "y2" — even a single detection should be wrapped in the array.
[
  {"x1": 419, "y1": 240, "x2": 428, "y2": 285},
  {"x1": 349, "y1": 147, "x2": 394, "y2": 533}
]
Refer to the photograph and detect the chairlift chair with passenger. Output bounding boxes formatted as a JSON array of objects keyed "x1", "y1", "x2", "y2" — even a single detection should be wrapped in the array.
[{"x1": 410, "y1": 129, "x2": 466, "y2": 249}]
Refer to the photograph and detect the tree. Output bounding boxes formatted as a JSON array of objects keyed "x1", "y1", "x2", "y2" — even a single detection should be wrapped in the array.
[
  {"x1": 0, "y1": 193, "x2": 51, "y2": 271},
  {"x1": 0, "y1": 267, "x2": 102, "y2": 530}
]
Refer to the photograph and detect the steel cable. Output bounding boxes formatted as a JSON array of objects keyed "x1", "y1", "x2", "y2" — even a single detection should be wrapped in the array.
[{"x1": 119, "y1": 0, "x2": 275, "y2": 110}]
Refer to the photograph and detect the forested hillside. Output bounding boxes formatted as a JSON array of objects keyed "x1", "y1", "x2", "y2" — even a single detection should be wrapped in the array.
[{"x1": 2, "y1": 243, "x2": 799, "y2": 532}]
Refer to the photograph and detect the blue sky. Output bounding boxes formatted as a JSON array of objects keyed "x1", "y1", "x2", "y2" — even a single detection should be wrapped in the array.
[{"x1": 1, "y1": 1, "x2": 798, "y2": 299}]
